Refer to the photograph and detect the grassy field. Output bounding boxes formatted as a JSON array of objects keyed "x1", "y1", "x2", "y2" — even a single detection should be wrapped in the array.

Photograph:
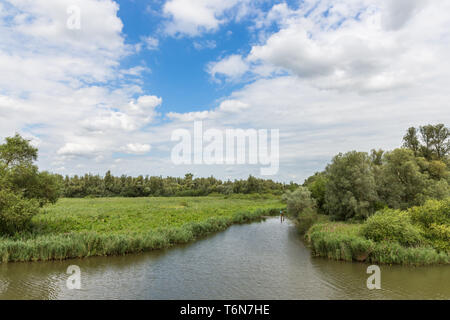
[{"x1": 0, "y1": 196, "x2": 284, "y2": 263}]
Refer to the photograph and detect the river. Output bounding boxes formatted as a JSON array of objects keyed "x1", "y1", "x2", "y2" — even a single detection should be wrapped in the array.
[{"x1": 0, "y1": 218, "x2": 449, "y2": 300}]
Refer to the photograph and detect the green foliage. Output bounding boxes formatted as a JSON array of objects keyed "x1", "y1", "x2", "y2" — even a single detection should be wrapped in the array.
[
  {"x1": 0, "y1": 197, "x2": 283, "y2": 263},
  {"x1": 307, "y1": 222, "x2": 449, "y2": 265},
  {"x1": 408, "y1": 199, "x2": 450, "y2": 252},
  {"x1": 409, "y1": 198, "x2": 450, "y2": 229},
  {"x1": 404, "y1": 124, "x2": 450, "y2": 160},
  {"x1": 0, "y1": 134, "x2": 61, "y2": 235},
  {"x1": 61, "y1": 172, "x2": 298, "y2": 198},
  {"x1": 296, "y1": 211, "x2": 319, "y2": 235},
  {"x1": 0, "y1": 189, "x2": 39, "y2": 235},
  {"x1": 283, "y1": 187, "x2": 316, "y2": 217},
  {"x1": 0, "y1": 133, "x2": 37, "y2": 167},
  {"x1": 376, "y1": 149, "x2": 431, "y2": 209},
  {"x1": 323, "y1": 151, "x2": 378, "y2": 220},
  {"x1": 360, "y1": 209, "x2": 424, "y2": 247},
  {"x1": 403, "y1": 127, "x2": 420, "y2": 156},
  {"x1": 303, "y1": 172, "x2": 327, "y2": 212},
  {"x1": 283, "y1": 186, "x2": 318, "y2": 234}
]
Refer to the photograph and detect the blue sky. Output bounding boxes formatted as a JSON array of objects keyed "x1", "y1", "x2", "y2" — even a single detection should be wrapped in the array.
[
  {"x1": 117, "y1": 0, "x2": 258, "y2": 114},
  {"x1": 0, "y1": 0, "x2": 449, "y2": 182}
]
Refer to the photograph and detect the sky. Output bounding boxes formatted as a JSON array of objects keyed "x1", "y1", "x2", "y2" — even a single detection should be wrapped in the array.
[{"x1": 0, "y1": 0, "x2": 449, "y2": 183}]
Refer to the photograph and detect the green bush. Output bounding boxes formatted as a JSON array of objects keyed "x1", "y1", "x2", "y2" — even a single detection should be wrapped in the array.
[
  {"x1": 296, "y1": 211, "x2": 319, "y2": 234},
  {"x1": 0, "y1": 189, "x2": 39, "y2": 235},
  {"x1": 360, "y1": 209, "x2": 424, "y2": 247},
  {"x1": 282, "y1": 186, "x2": 316, "y2": 217},
  {"x1": 408, "y1": 199, "x2": 450, "y2": 252},
  {"x1": 408, "y1": 198, "x2": 450, "y2": 228}
]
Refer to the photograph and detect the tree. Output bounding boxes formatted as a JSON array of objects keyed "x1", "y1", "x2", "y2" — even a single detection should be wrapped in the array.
[
  {"x1": 377, "y1": 149, "x2": 429, "y2": 209},
  {"x1": 0, "y1": 133, "x2": 37, "y2": 167},
  {"x1": 0, "y1": 134, "x2": 60, "y2": 234},
  {"x1": 303, "y1": 172, "x2": 327, "y2": 212},
  {"x1": 431, "y1": 124, "x2": 450, "y2": 160},
  {"x1": 283, "y1": 186, "x2": 316, "y2": 217},
  {"x1": 324, "y1": 151, "x2": 379, "y2": 220},
  {"x1": 419, "y1": 125, "x2": 435, "y2": 160},
  {"x1": 0, "y1": 189, "x2": 39, "y2": 235},
  {"x1": 402, "y1": 127, "x2": 420, "y2": 156}
]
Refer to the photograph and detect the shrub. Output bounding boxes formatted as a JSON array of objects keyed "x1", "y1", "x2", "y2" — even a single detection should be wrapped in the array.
[
  {"x1": 0, "y1": 189, "x2": 39, "y2": 235},
  {"x1": 360, "y1": 209, "x2": 424, "y2": 247},
  {"x1": 296, "y1": 211, "x2": 319, "y2": 234},
  {"x1": 408, "y1": 199, "x2": 450, "y2": 252},
  {"x1": 282, "y1": 187, "x2": 316, "y2": 217},
  {"x1": 408, "y1": 198, "x2": 450, "y2": 228}
]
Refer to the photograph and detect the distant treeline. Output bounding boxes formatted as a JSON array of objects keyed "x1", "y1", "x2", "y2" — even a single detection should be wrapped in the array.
[{"x1": 57, "y1": 173, "x2": 299, "y2": 198}]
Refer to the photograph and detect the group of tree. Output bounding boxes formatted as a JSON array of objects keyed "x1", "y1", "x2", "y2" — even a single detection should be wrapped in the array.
[
  {"x1": 0, "y1": 134, "x2": 60, "y2": 234},
  {"x1": 297, "y1": 124, "x2": 450, "y2": 222},
  {"x1": 59, "y1": 172, "x2": 298, "y2": 198}
]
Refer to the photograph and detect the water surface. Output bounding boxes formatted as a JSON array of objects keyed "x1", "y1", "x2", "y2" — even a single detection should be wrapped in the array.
[{"x1": 0, "y1": 218, "x2": 449, "y2": 300}]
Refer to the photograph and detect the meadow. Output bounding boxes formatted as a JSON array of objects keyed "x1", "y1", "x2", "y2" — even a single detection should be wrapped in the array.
[{"x1": 0, "y1": 196, "x2": 284, "y2": 263}]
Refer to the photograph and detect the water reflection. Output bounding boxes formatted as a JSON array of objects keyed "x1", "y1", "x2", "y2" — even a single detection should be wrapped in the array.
[{"x1": 0, "y1": 218, "x2": 448, "y2": 300}]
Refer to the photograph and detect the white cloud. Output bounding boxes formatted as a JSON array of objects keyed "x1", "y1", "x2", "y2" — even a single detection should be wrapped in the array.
[
  {"x1": 140, "y1": 36, "x2": 159, "y2": 51},
  {"x1": 2, "y1": 0, "x2": 450, "y2": 183},
  {"x1": 218, "y1": 100, "x2": 249, "y2": 113},
  {"x1": 207, "y1": 54, "x2": 249, "y2": 81},
  {"x1": 193, "y1": 40, "x2": 216, "y2": 50},
  {"x1": 162, "y1": 0, "x2": 255, "y2": 36},
  {"x1": 122, "y1": 143, "x2": 151, "y2": 154},
  {"x1": 0, "y1": 0, "x2": 162, "y2": 171},
  {"x1": 205, "y1": 0, "x2": 449, "y2": 95},
  {"x1": 166, "y1": 0, "x2": 450, "y2": 181}
]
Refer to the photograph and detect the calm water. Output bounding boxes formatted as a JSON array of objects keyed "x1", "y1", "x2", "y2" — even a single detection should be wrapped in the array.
[{"x1": 0, "y1": 218, "x2": 449, "y2": 300}]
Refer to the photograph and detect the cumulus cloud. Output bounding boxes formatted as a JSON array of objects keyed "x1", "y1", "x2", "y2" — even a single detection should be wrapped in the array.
[
  {"x1": 2, "y1": 0, "x2": 450, "y2": 182},
  {"x1": 122, "y1": 143, "x2": 151, "y2": 154},
  {"x1": 167, "y1": 0, "x2": 450, "y2": 181},
  {"x1": 0, "y1": 0, "x2": 161, "y2": 172},
  {"x1": 162, "y1": 0, "x2": 254, "y2": 36},
  {"x1": 207, "y1": 54, "x2": 249, "y2": 82}
]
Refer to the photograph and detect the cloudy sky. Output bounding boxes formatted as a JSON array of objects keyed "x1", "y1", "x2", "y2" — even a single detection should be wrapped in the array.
[{"x1": 0, "y1": 0, "x2": 449, "y2": 182}]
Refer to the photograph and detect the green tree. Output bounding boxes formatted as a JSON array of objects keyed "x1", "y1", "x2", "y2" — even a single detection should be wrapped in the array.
[
  {"x1": 402, "y1": 127, "x2": 420, "y2": 156},
  {"x1": 431, "y1": 124, "x2": 450, "y2": 160},
  {"x1": 303, "y1": 172, "x2": 327, "y2": 212},
  {"x1": 324, "y1": 151, "x2": 378, "y2": 220},
  {"x1": 377, "y1": 149, "x2": 429, "y2": 209},
  {"x1": 0, "y1": 133, "x2": 37, "y2": 167},
  {"x1": 420, "y1": 125, "x2": 436, "y2": 160},
  {"x1": 0, "y1": 134, "x2": 60, "y2": 234}
]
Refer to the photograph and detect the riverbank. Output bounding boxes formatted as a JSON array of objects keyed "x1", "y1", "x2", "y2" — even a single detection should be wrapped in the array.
[
  {"x1": 304, "y1": 199, "x2": 450, "y2": 266},
  {"x1": 0, "y1": 197, "x2": 283, "y2": 263}
]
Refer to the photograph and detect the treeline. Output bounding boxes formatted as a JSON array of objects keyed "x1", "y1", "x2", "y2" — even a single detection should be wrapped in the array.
[
  {"x1": 57, "y1": 172, "x2": 299, "y2": 198},
  {"x1": 300, "y1": 123, "x2": 450, "y2": 221}
]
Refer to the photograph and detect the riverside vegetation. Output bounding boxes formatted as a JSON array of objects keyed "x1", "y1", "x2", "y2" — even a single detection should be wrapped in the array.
[
  {"x1": 0, "y1": 134, "x2": 285, "y2": 263},
  {"x1": 1, "y1": 125, "x2": 449, "y2": 265},
  {"x1": 0, "y1": 197, "x2": 283, "y2": 263},
  {"x1": 285, "y1": 124, "x2": 450, "y2": 265}
]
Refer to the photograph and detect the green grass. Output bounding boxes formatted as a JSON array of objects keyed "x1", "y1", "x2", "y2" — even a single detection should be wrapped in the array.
[
  {"x1": 0, "y1": 196, "x2": 284, "y2": 263},
  {"x1": 306, "y1": 222, "x2": 450, "y2": 265}
]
